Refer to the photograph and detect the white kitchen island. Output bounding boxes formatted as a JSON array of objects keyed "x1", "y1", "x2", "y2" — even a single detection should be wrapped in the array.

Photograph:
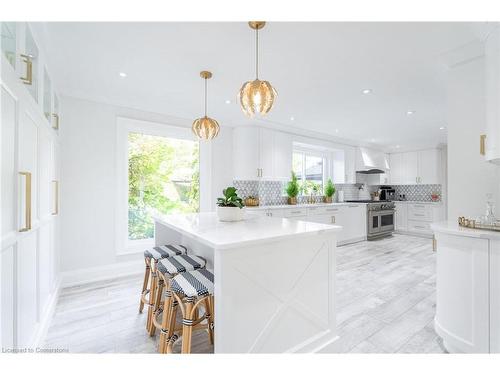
[{"x1": 154, "y1": 212, "x2": 342, "y2": 353}]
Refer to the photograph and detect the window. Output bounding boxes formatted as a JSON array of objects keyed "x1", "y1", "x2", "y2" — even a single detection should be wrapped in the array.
[
  {"x1": 116, "y1": 117, "x2": 201, "y2": 254},
  {"x1": 292, "y1": 149, "x2": 326, "y2": 194},
  {"x1": 128, "y1": 132, "x2": 199, "y2": 240}
]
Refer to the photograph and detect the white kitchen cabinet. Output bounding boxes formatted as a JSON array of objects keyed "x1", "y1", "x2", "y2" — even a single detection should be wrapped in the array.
[
  {"x1": 484, "y1": 25, "x2": 500, "y2": 164},
  {"x1": 434, "y1": 229, "x2": 491, "y2": 353},
  {"x1": 491, "y1": 240, "x2": 500, "y2": 352},
  {"x1": 394, "y1": 202, "x2": 408, "y2": 231},
  {"x1": 344, "y1": 146, "x2": 356, "y2": 184},
  {"x1": 389, "y1": 149, "x2": 441, "y2": 185},
  {"x1": 1, "y1": 22, "x2": 61, "y2": 349},
  {"x1": 233, "y1": 127, "x2": 292, "y2": 180}
]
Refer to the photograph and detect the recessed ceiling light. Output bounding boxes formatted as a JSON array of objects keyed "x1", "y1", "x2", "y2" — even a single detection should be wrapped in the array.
[
  {"x1": 439, "y1": 126, "x2": 445, "y2": 130},
  {"x1": 370, "y1": 138, "x2": 376, "y2": 142},
  {"x1": 119, "y1": 72, "x2": 127, "y2": 77},
  {"x1": 225, "y1": 99, "x2": 231, "y2": 104},
  {"x1": 362, "y1": 89, "x2": 372, "y2": 94},
  {"x1": 290, "y1": 116, "x2": 295, "y2": 121},
  {"x1": 335, "y1": 129, "x2": 339, "y2": 133},
  {"x1": 407, "y1": 110, "x2": 415, "y2": 115},
  {"x1": 395, "y1": 145, "x2": 400, "y2": 148}
]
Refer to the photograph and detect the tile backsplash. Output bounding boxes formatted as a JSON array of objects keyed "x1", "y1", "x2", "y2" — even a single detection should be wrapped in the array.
[{"x1": 233, "y1": 180, "x2": 442, "y2": 206}]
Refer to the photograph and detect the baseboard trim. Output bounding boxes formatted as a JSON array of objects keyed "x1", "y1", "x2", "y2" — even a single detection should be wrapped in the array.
[
  {"x1": 31, "y1": 276, "x2": 62, "y2": 348},
  {"x1": 60, "y1": 260, "x2": 144, "y2": 288}
]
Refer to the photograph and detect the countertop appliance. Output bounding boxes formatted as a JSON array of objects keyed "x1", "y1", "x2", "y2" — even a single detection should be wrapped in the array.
[
  {"x1": 346, "y1": 200, "x2": 396, "y2": 240},
  {"x1": 379, "y1": 186, "x2": 395, "y2": 201}
]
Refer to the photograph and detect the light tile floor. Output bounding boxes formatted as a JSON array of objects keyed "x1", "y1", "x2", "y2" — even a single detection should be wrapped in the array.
[{"x1": 43, "y1": 234, "x2": 446, "y2": 353}]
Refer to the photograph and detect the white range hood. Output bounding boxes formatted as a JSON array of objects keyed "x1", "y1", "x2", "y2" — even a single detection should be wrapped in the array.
[{"x1": 355, "y1": 147, "x2": 389, "y2": 174}]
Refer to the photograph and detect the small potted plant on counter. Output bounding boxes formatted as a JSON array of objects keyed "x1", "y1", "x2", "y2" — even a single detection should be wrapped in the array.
[
  {"x1": 286, "y1": 171, "x2": 300, "y2": 205},
  {"x1": 324, "y1": 178, "x2": 336, "y2": 203},
  {"x1": 216, "y1": 187, "x2": 246, "y2": 222}
]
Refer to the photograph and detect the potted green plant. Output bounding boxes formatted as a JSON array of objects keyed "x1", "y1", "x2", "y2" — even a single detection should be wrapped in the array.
[
  {"x1": 285, "y1": 171, "x2": 300, "y2": 205},
  {"x1": 216, "y1": 187, "x2": 246, "y2": 221},
  {"x1": 324, "y1": 178, "x2": 336, "y2": 203}
]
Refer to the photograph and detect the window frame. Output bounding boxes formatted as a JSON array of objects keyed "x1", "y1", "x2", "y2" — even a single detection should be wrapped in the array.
[{"x1": 116, "y1": 117, "x2": 200, "y2": 255}]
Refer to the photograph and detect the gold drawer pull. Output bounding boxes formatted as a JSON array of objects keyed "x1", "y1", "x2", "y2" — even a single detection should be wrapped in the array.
[
  {"x1": 480, "y1": 134, "x2": 486, "y2": 156},
  {"x1": 20, "y1": 54, "x2": 33, "y2": 85},
  {"x1": 52, "y1": 180, "x2": 59, "y2": 215},
  {"x1": 331, "y1": 216, "x2": 336, "y2": 224},
  {"x1": 52, "y1": 113, "x2": 59, "y2": 130},
  {"x1": 19, "y1": 172, "x2": 32, "y2": 232}
]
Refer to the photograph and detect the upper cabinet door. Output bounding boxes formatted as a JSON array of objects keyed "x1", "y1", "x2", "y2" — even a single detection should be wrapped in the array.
[
  {"x1": 23, "y1": 26, "x2": 40, "y2": 104},
  {"x1": 233, "y1": 127, "x2": 260, "y2": 180},
  {"x1": 389, "y1": 153, "x2": 403, "y2": 184},
  {"x1": 43, "y1": 67, "x2": 52, "y2": 123},
  {"x1": 418, "y1": 149, "x2": 440, "y2": 184},
  {"x1": 52, "y1": 94, "x2": 60, "y2": 131},
  {"x1": 403, "y1": 151, "x2": 418, "y2": 184},
  {"x1": 259, "y1": 128, "x2": 274, "y2": 179},
  {"x1": 1, "y1": 22, "x2": 17, "y2": 70},
  {"x1": 272, "y1": 131, "x2": 292, "y2": 180},
  {"x1": 344, "y1": 146, "x2": 356, "y2": 184}
]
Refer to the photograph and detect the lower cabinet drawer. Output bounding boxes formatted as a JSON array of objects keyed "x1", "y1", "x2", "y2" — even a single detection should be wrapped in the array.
[
  {"x1": 283, "y1": 208, "x2": 307, "y2": 218},
  {"x1": 407, "y1": 220, "x2": 432, "y2": 233},
  {"x1": 408, "y1": 204, "x2": 433, "y2": 221}
]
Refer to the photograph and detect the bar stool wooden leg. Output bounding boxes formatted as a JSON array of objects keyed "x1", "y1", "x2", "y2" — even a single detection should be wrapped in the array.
[
  {"x1": 139, "y1": 260, "x2": 151, "y2": 313},
  {"x1": 204, "y1": 296, "x2": 214, "y2": 345},
  {"x1": 158, "y1": 292, "x2": 171, "y2": 353},
  {"x1": 146, "y1": 264, "x2": 158, "y2": 334},
  {"x1": 181, "y1": 299, "x2": 195, "y2": 354},
  {"x1": 150, "y1": 277, "x2": 164, "y2": 336},
  {"x1": 165, "y1": 301, "x2": 179, "y2": 354}
]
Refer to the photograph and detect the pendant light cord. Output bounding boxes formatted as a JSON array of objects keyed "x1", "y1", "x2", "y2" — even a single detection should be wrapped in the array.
[
  {"x1": 204, "y1": 77, "x2": 207, "y2": 117},
  {"x1": 255, "y1": 28, "x2": 259, "y2": 79}
]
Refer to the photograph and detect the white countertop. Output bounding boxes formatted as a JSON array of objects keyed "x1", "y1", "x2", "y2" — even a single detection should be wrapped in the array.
[
  {"x1": 246, "y1": 202, "x2": 368, "y2": 211},
  {"x1": 431, "y1": 220, "x2": 500, "y2": 240},
  {"x1": 154, "y1": 212, "x2": 342, "y2": 250}
]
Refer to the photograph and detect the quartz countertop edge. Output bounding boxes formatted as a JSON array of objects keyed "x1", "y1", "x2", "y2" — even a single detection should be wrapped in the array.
[
  {"x1": 154, "y1": 212, "x2": 342, "y2": 250},
  {"x1": 431, "y1": 220, "x2": 500, "y2": 240},
  {"x1": 246, "y1": 201, "x2": 442, "y2": 210}
]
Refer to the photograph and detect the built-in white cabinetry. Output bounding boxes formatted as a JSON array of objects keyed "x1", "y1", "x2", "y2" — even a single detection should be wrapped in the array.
[
  {"x1": 344, "y1": 146, "x2": 356, "y2": 184},
  {"x1": 484, "y1": 25, "x2": 500, "y2": 164},
  {"x1": 1, "y1": 22, "x2": 60, "y2": 349},
  {"x1": 389, "y1": 149, "x2": 441, "y2": 185},
  {"x1": 433, "y1": 225, "x2": 500, "y2": 353},
  {"x1": 394, "y1": 202, "x2": 443, "y2": 237},
  {"x1": 233, "y1": 127, "x2": 292, "y2": 180},
  {"x1": 251, "y1": 204, "x2": 366, "y2": 245}
]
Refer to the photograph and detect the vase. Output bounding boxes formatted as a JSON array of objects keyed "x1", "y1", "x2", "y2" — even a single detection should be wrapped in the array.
[
  {"x1": 288, "y1": 197, "x2": 297, "y2": 205},
  {"x1": 216, "y1": 206, "x2": 246, "y2": 222},
  {"x1": 324, "y1": 196, "x2": 333, "y2": 203}
]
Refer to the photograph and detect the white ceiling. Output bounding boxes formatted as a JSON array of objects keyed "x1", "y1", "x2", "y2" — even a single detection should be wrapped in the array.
[{"x1": 39, "y1": 22, "x2": 482, "y2": 150}]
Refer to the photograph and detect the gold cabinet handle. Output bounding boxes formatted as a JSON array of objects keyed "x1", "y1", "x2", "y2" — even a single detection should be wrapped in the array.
[
  {"x1": 20, "y1": 54, "x2": 33, "y2": 85},
  {"x1": 52, "y1": 113, "x2": 59, "y2": 130},
  {"x1": 331, "y1": 215, "x2": 336, "y2": 224},
  {"x1": 19, "y1": 172, "x2": 32, "y2": 232},
  {"x1": 52, "y1": 180, "x2": 59, "y2": 215},
  {"x1": 480, "y1": 134, "x2": 487, "y2": 156},
  {"x1": 432, "y1": 235, "x2": 437, "y2": 252}
]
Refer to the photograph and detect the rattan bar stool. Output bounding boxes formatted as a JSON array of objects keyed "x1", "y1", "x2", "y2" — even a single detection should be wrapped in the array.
[
  {"x1": 140, "y1": 245, "x2": 187, "y2": 333},
  {"x1": 150, "y1": 254, "x2": 207, "y2": 343},
  {"x1": 164, "y1": 269, "x2": 215, "y2": 354}
]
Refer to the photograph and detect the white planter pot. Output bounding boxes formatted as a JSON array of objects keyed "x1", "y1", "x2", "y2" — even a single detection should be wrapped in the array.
[{"x1": 217, "y1": 206, "x2": 246, "y2": 222}]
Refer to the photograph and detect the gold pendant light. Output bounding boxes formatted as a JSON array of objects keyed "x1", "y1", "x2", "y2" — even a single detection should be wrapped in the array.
[
  {"x1": 238, "y1": 21, "x2": 277, "y2": 118},
  {"x1": 192, "y1": 71, "x2": 220, "y2": 140}
]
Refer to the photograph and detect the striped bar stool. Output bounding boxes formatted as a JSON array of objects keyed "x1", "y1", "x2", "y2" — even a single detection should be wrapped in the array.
[
  {"x1": 140, "y1": 245, "x2": 187, "y2": 333},
  {"x1": 150, "y1": 254, "x2": 207, "y2": 342},
  {"x1": 164, "y1": 269, "x2": 214, "y2": 354}
]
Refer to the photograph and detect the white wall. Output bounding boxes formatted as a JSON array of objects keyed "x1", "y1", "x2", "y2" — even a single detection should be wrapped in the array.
[
  {"x1": 60, "y1": 96, "x2": 233, "y2": 273},
  {"x1": 447, "y1": 57, "x2": 500, "y2": 220}
]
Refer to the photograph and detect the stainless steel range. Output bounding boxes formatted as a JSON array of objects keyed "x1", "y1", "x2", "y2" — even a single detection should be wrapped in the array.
[{"x1": 346, "y1": 200, "x2": 395, "y2": 240}]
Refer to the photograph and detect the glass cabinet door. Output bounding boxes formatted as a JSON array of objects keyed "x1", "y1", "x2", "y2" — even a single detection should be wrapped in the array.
[
  {"x1": 43, "y1": 68, "x2": 52, "y2": 122},
  {"x1": 1, "y1": 22, "x2": 17, "y2": 69},
  {"x1": 24, "y1": 26, "x2": 39, "y2": 103},
  {"x1": 53, "y1": 94, "x2": 60, "y2": 130}
]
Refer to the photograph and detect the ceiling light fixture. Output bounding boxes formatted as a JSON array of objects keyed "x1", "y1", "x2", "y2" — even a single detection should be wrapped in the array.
[
  {"x1": 192, "y1": 71, "x2": 220, "y2": 140},
  {"x1": 335, "y1": 129, "x2": 339, "y2": 133},
  {"x1": 119, "y1": 72, "x2": 127, "y2": 77},
  {"x1": 439, "y1": 126, "x2": 445, "y2": 130},
  {"x1": 290, "y1": 116, "x2": 295, "y2": 121},
  {"x1": 238, "y1": 21, "x2": 277, "y2": 118},
  {"x1": 396, "y1": 145, "x2": 401, "y2": 148},
  {"x1": 407, "y1": 110, "x2": 415, "y2": 115},
  {"x1": 362, "y1": 89, "x2": 372, "y2": 94},
  {"x1": 225, "y1": 99, "x2": 231, "y2": 104}
]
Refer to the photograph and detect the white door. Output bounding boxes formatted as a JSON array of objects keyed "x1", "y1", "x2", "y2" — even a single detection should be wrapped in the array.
[
  {"x1": 233, "y1": 127, "x2": 260, "y2": 180},
  {"x1": 259, "y1": 128, "x2": 274, "y2": 179},
  {"x1": 403, "y1": 152, "x2": 419, "y2": 184},
  {"x1": 418, "y1": 149, "x2": 439, "y2": 184}
]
